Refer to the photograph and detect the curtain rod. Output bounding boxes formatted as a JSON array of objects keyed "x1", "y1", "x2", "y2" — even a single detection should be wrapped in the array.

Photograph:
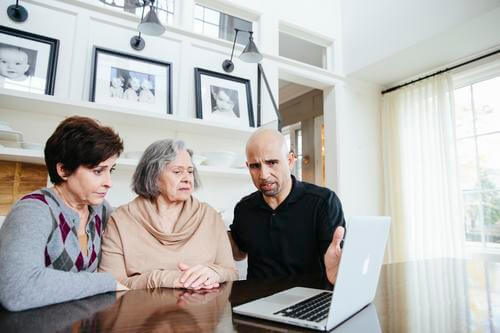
[{"x1": 381, "y1": 48, "x2": 500, "y2": 95}]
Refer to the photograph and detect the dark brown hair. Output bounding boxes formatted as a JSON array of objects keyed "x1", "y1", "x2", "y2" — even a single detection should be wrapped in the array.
[{"x1": 44, "y1": 116, "x2": 124, "y2": 184}]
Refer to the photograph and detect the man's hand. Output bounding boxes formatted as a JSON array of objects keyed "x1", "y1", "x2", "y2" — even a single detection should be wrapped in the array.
[
  {"x1": 324, "y1": 226, "x2": 345, "y2": 284},
  {"x1": 175, "y1": 262, "x2": 220, "y2": 290}
]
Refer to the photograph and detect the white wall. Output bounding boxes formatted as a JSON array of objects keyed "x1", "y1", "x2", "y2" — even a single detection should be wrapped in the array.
[
  {"x1": 226, "y1": 0, "x2": 340, "y2": 39},
  {"x1": 341, "y1": 0, "x2": 500, "y2": 78},
  {"x1": 333, "y1": 80, "x2": 384, "y2": 216},
  {"x1": 347, "y1": 6, "x2": 500, "y2": 86}
]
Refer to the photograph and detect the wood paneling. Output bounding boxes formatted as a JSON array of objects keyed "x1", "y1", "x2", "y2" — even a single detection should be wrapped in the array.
[{"x1": 0, "y1": 161, "x2": 48, "y2": 215}]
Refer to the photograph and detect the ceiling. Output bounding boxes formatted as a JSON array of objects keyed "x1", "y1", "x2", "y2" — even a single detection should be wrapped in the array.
[
  {"x1": 341, "y1": 0, "x2": 500, "y2": 87},
  {"x1": 279, "y1": 80, "x2": 314, "y2": 104}
]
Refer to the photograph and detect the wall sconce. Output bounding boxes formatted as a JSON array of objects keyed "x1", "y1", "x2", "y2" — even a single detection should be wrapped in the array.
[
  {"x1": 99, "y1": 0, "x2": 166, "y2": 51},
  {"x1": 7, "y1": 0, "x2": 28, "y2": 23},
  {"x1": 222, "y1": 29, "x2": 263, "y2": 73},
  {"x1": 222, "y1": 29, "x2": 282, "y2": 130}
]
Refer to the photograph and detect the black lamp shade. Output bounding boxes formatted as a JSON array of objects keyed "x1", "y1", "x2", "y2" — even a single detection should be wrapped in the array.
[
  {"x1": 137, "y1": 6, "x2": 165, "y2": 36},
  {"x1": 239, "y1": 36, "x2": 263, "y2": 63}
]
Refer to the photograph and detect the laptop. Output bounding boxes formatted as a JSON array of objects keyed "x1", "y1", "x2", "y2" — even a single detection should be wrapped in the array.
[
  {"x1": 232, "y1": 303, "x2": 381, "y2": 333},
  {"x1": 232, "y1": 216, "x2": 391, "y2": 331}
]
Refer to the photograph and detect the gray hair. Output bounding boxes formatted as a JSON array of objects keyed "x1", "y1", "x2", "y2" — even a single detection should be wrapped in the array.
[{"x1": 132, "y1": 139, "x2": 201, "y2": 198}]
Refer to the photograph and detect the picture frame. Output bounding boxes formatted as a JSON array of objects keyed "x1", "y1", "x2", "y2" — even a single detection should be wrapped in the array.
[
  {"x1": 194, "y1": 68, "x2": 254, "y2": 127},
  {"x1": 0, "y1": 25, "x2": 59, "y2": 95},
  {"x1": 90, "y1": 47, "x2": 172, "y2": 114}
]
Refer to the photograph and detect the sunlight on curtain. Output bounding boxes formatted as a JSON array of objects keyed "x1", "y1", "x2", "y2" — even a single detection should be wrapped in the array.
[{"x1": 382, "y1": 73, "x2": 465, "y2": 263}]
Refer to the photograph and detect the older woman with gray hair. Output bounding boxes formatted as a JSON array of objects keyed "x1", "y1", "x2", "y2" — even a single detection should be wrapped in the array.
[{"x1": 99, "y1": 139, "x2": 238, "y2": 290}]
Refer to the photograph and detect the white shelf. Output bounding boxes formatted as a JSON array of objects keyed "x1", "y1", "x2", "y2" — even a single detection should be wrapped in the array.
[
  {"x1": 0, "y1": 89, "x2": 255, "y2": 140},
  {"x1": 0, "y1": 147, "x2": 43, "y2": 165},
  {"x1": 0, "y1": 147, "x2": 249, "y2": 179}
]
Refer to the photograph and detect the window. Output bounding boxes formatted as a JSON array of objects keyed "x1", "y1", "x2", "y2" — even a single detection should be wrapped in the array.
[
  {"x1": 279, "y1": 32, "x2": 327, "y2": 69},
  {"x1": 193, "y1": 4, "x2": 252, "y2": 45},
  {"x1": 455, "y1": 75, "x2": 500, "y2": 249},
  {"x1": 97, "y1": 0, "x2": 175, "y2": 25}
]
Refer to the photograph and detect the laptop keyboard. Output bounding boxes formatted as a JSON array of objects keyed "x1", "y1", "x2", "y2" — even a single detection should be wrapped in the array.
[{"x1": 273, "y1": 291, "x2": 332, "y2": 322}]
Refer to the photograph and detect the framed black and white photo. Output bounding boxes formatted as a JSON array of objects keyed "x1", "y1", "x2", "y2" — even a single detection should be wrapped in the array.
[
  {"x1": 0, "y1": 26, "x2": 59, "y2": 95},
  {"x1": 194, "y1": 68, "x2": 254, "y2": 127},
  {"x1": 90, "y1": 47, "x2": 172, "y2": 114}
]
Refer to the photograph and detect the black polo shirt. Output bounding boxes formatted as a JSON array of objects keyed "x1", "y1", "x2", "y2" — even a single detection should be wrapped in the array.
[{"x1": 230, "y1": 176, "x2": 345, "y2": 280}]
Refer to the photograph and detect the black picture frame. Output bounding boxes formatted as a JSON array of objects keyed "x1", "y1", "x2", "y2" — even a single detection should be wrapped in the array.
[
  {"x1": 0, "y1": 25, "x2": 59, "y2": 95},
  {"x1": 90, "y1": 47, "x2": 172, "y2": 114},
  {"x1": 194, "y1": 68, "x2": 254, "y2": 127}
]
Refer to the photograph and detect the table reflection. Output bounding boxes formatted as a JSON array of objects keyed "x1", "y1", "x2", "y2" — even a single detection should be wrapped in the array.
[
  {"x1": 0, "y1": 259, "x2": 499, "y2": 332},
  {"x1": 0, "y1": 292, "x2": 117, "y2": 332},
  {"x1": 94, "y1": 283, "x2": 233, "y2": 332}
]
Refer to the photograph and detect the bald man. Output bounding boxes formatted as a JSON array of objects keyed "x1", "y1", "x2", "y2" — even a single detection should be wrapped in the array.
[{"x1": 228, "y1": 128, "x2": 345, "y2": 284}]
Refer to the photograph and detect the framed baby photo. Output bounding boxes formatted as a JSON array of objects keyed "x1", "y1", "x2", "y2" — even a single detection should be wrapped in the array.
[
  {"x1": 90, "y1": 47, "x2": 172, "y2": 114},
  {"x1": 194, "y1": 68, "x2": 255, "y2": 127},
  {"x1": 0, "y1": 25, "x2": 59, "y2": 95}
]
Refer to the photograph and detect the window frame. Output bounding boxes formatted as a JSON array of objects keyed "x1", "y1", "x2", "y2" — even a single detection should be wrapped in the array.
[
  {"x1": 282, "y1": 122, "x2": 302, "y2": 181},
  {"x1": 96, "y1": 0, "x2": 176, "y2": 26},
  {"x1": 278, "y1": 21, "x2": 334, "y2": 71},
  {"x1": 453, "y1": 57, "x2": 500, "y2": 253},
  {"x1": 193, "y1": 1, "x2": 259, "y2": 46}
]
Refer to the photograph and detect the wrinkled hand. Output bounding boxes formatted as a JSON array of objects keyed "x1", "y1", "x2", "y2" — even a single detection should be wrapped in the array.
[
  {"x1": 324, "y1": 226, "x2": 345, "y2": 284},
  {"x1": 176, "y1": 262, "x2": 221, "y2": 290},
  {"x1": 174, "y1": 288, "x2": 221, "y2": 306}
]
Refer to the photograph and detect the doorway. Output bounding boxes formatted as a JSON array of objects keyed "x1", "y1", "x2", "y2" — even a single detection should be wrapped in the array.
[{"x1": 279, "y1": 81, "x2": 325, "y2": 185}]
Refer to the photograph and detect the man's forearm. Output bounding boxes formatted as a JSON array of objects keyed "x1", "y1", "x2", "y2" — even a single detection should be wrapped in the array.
[
  {"x1": 227, "y1": 231, "x2": 247, "y2": 261},
  {"x1": 324, "y1": 255, "x2": 339, "y2": 284}
]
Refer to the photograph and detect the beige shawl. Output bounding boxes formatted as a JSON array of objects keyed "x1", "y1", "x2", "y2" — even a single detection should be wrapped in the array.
[{"x1": 99, "y1": 196, "x2": 238, "y2": 289}]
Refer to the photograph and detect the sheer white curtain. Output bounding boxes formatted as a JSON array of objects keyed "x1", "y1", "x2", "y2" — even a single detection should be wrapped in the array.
[{"x1": 382, "y1": 73, "x2": 465, "y2": 263}]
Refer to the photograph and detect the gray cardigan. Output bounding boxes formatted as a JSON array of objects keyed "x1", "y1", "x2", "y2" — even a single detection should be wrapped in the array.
[{"x1": 0, "y1": 188, "x2": 117, "y2": 311}]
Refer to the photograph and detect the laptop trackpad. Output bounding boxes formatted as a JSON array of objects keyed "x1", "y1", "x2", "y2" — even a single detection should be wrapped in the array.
[{"x1": 266, "y1": 293, "x2": 305, "y2": 306}]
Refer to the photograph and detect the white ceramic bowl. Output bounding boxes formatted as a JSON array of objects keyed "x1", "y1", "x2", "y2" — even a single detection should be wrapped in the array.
[
  {"x1": 124, "y1": 151, "x2": 143, "y2": 160},
  {"x1": 0, "y1": 121, "x2": 13, "y2": 131},
  {"x1": 203, "y1": 151, "x2": 236, "y2": 167},
  {"x1": 0, "y1": 140, "x2": 21, "y2": 148},
  {"x1": 191, "y1": 154, "x2": 207, "y2": 166},
  {"x1": 231, "y1": 154, "x2": 246, "y2": 169},
  {"x1": 21, "y1": 142, "x2": 44, "y2": 150}
]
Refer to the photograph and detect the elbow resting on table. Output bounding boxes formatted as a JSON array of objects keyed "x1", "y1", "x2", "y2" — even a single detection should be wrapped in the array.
[{"x1": 0, "y1": 288, "x2": 33, "y2": 312}]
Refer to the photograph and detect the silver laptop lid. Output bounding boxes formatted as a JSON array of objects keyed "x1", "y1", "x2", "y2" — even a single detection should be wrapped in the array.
[{"x1": 326, "y1": 216, "x2": 391, "y2": 330}]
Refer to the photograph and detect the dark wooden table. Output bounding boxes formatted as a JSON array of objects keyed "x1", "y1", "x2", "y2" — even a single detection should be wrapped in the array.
[{"x1": 0, "y1": 258, "x2": 499, "y2": 332}]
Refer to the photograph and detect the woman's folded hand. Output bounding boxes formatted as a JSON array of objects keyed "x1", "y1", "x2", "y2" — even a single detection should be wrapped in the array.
[{"x1": 176, "y1": 262, "x2": 221, "y2": 290}]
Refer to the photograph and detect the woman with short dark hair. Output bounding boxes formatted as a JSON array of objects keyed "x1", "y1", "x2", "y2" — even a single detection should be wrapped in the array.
[
  {"x1": 0, "y1": 116, "x2": 127, "y2": 311},
  {"x1": 99, "y1": 139, "x2": 238, "y2": 290}
]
